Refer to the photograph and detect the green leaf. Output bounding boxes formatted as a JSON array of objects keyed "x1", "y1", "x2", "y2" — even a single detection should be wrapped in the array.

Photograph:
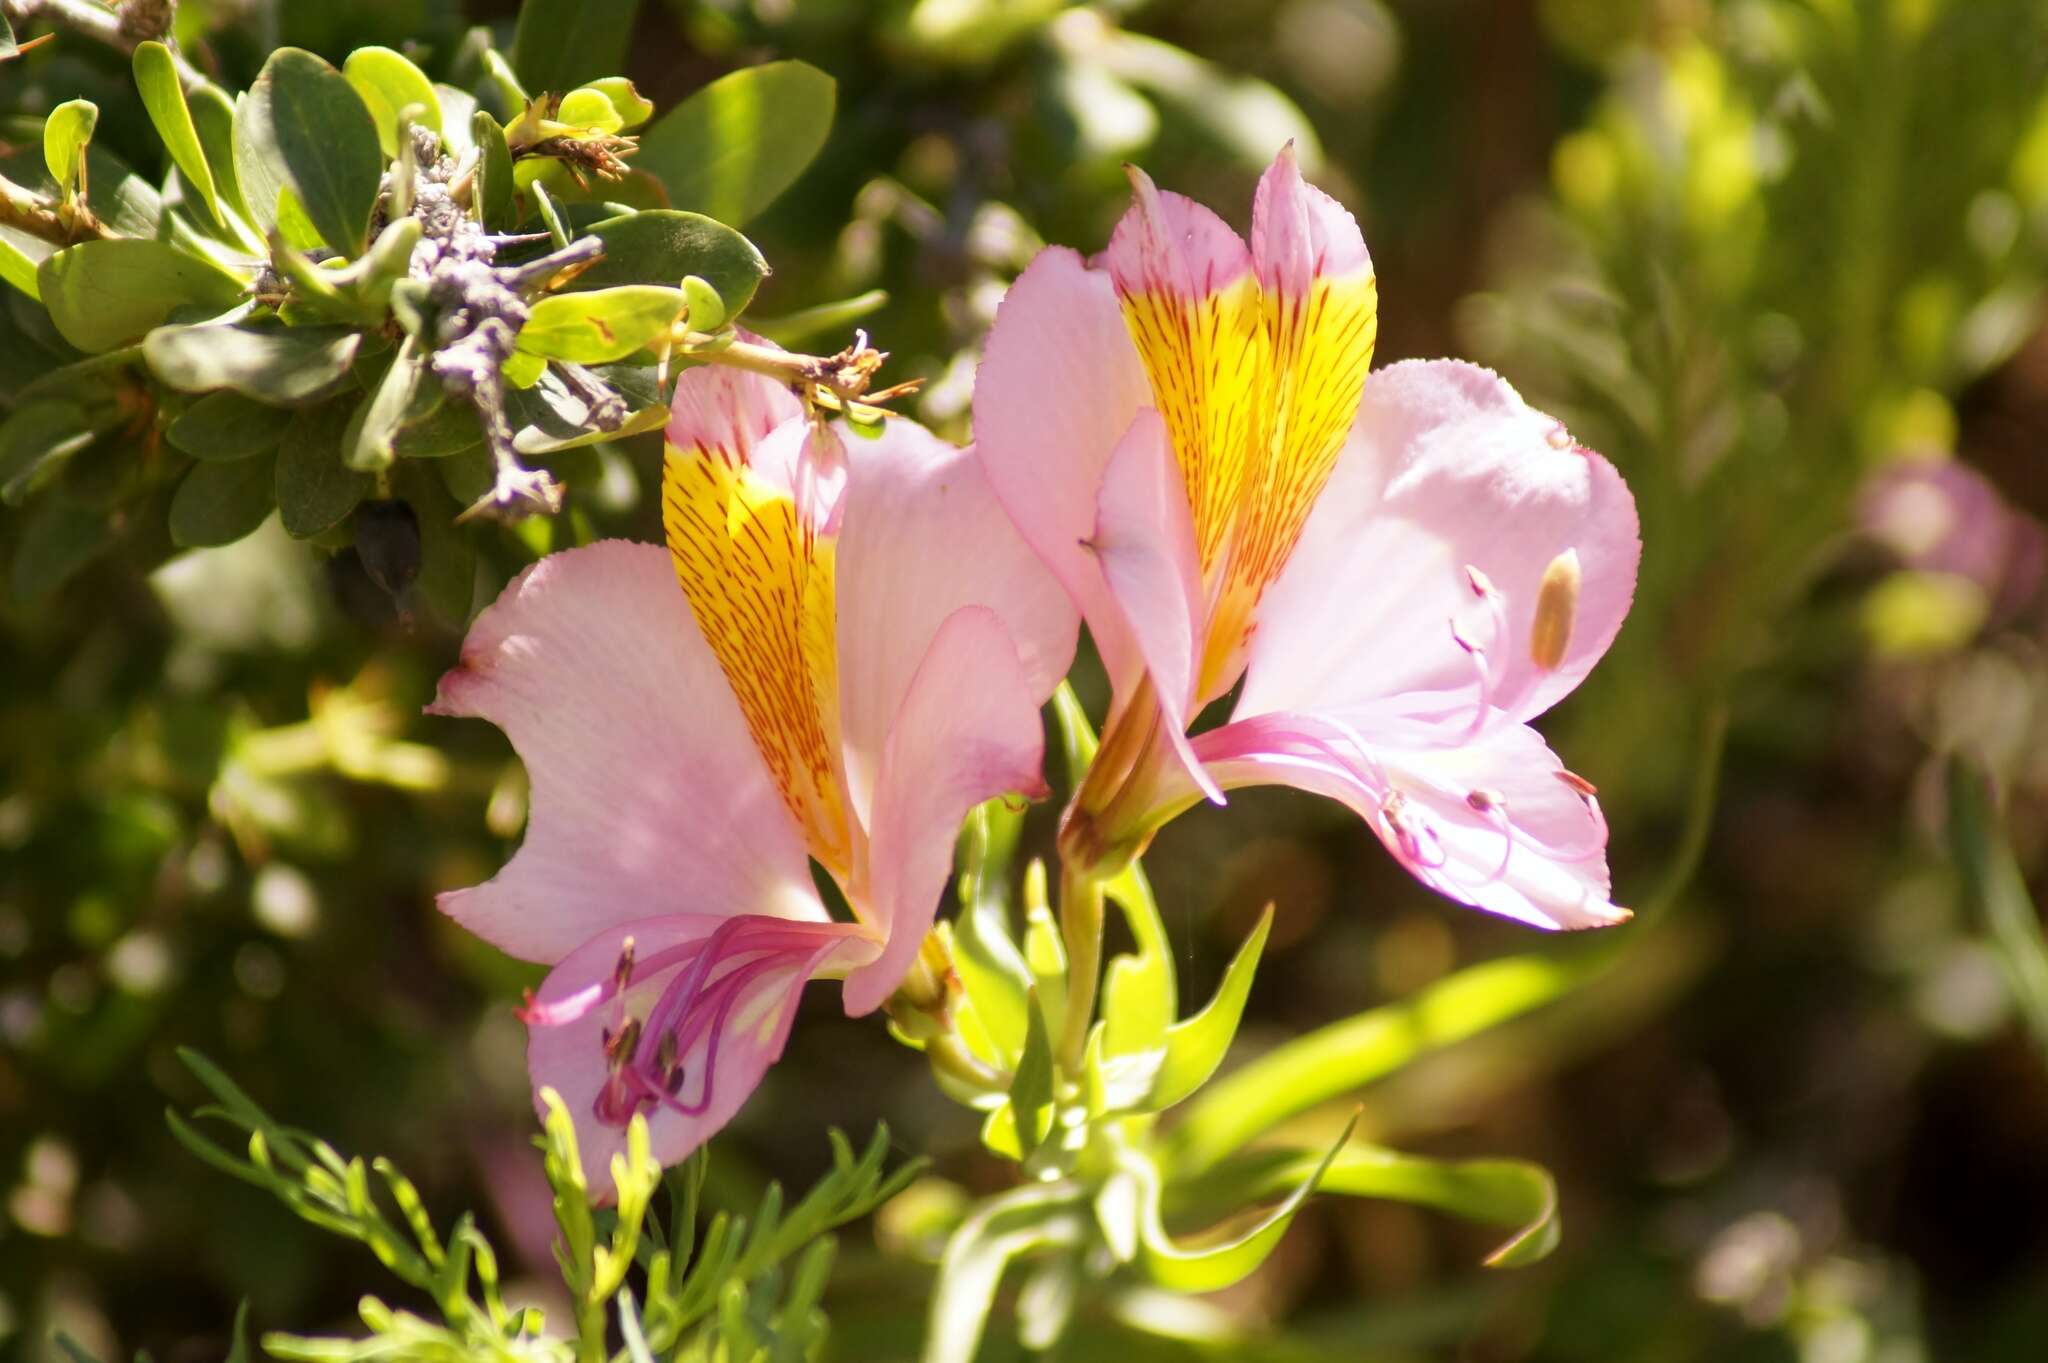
[
  {"x1": 275, "y1": 403, "x2": 368, "y2": 537},
  {"x1": 1009, "y1": 992, "x2": 1056, "y2": 1159},
  {"x1": 37, "y1": 240, "x2": 244, "y2": 353},
  {"x1": 637, "y1": 61, "x2": 836, "y2": 226},
  {"x1": 170, "y1": 452, "x2": 278, "y2": 547},
  {"x1": 1132, "y1": 1116, "x2": 1353, "y2": 1293},
  {"x1": 1949, "y1": 757, "x2": 2048, "y2": 1051},
  {"x1": 394, "y1": 461, "x2": 476, "y2": 627},
  {"x1": 511, "y1": 0, "x2": 640, "y2": 99},
  {"x1": 506, "y1": 364, "x2": 665, "y2": 454},
  {"x1": 1100, "y1": 860, "x2": 1174, "y2": 1059},
  {"x1": 145, "y1": 322, "x2": 359, "y2": 404},
  {"x1": 345, "y1": 336, "x2": 425, "y2": 471},
  {"x1": 1179, "y1": 1144, "x2": 1561, "y2": 1269},
  {"x1": 188, "y1": 84, "x2": 250, "y2": 225},
  {"x1": 516, "y1": 285, "x2": 683, "y2": 364},
  {"x1": 394, "y1": 396, "x2": 483, "y2": 459},
  {"x1": 1165, "y1": 953, "x2": 1603, "y2": 1176},
  {"x1": 0, "y1": 225, "x2": 54, "y2": 300},
  {"x1": 571, "y1": 211, "x2": 766, "y2": 319},
  {"x1": 584, "y1": 76, "x2": 654, "y2": 131},
  {"x1": 134, "y1": 42, "x2": 220, "y2": 226},
  {"x1": 748, "y1": 289, "x2": 888, "y2": 347},
  {"x1": 1048, "y1": 681, "x2": 1099, "y2": 793},
  {"x1": 43, "y1": 99, "x2": 97, "y2": 203},
  {"x1": 472, "y1": 110, "x2": 515, "y2": 232},
  {"x1": 1146, "y1": 907, "x2": 1271, "y2": 1112},
  {"x1": 343, "y1": 47, "x2": 442, "y2": 158},
  {"x1": 235, "y1": 48, "x2": 383, "y2": 255},
  {"x1": 167, "y1": 391, "x2": 294, "y2": 461},
  {"x1": 11, "y1": 496, "x2": 112, "y2": 600},
  {"x1": 924, "y1": 1181, "x2": 1087, "y2": 1363},
  {"x1": 954, "y1": 799, "x2": 1033, "y2": 1066},
  {"x1": 0, "y1": 399, "x2": 97, "y2": 504}
]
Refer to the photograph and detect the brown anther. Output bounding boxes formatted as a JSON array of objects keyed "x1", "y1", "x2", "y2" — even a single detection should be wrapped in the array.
[
  {"x1": 1465, "y1": 564, "x2": 1499, "y2": 599},
  {"x1": 1555, "y1": 769, "x2": 1598, "y2": 797},
  {"x1": 603, "y1": 1016, "x2": 642, "y2": 1066},
  {"x1": 1450, "y1": 619, "x2": 1483, "y2": 654},
  {"x1": 612, "y1": 936, "x2": 637, "y2": 991},
  {"x1": 1465, "y1": 788, "x2": 1506, "y2": 813}
]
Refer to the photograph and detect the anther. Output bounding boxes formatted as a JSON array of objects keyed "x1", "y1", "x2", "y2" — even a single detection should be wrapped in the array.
[
  {"x1": 603, "y1": 1016, "x2": 642, "y2": 1066},
  {"x1": 1546, "y1": 421, "x2": 1573, "y2": 450},
  {"x1": 1465, "y1": 564, "x2": 1498, "y2": 599},
  {"x1": 612, "y1": 935, "x2": 637, "y2": 992},
  {"x1": 1529, "y1": 549, "x2": 1581, "y2": 672},
  {"x1": 1555, "y1": 769, "x2": 1598, "y2": 798},
  {"x1": 1466, "y1": 788, "x2": 1506, "y2": 813}
]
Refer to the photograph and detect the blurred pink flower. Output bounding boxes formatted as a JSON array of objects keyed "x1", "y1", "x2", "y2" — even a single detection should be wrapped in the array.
[
  {"x1": 1861, "y1": 457, "x2": 2045, "y2": 625},
  {"x1": 975, "y1": 146, "x2": 1641, "y2": 930},
  {"x1": 432, "y1": 364, "x2": 1075, "y2": 1184}
]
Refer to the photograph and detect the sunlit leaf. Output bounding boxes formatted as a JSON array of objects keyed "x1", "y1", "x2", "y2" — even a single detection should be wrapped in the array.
[
  {"x1": 570, "y1": 211, "x2": 767, "y2": 319},
  {"x1": 234, "y1": 48, "x2": 383, "y2": 255},
  {"x1": 1145, "y1": 907, "x2": 1271, "y2": 1112},
  {"x1": 0, "y1": 399, "x2": 97, "y2": 504},
  {"x1": 134, "y1": 42, "x2": 220, "y2": 226},
  {"x1": 516, "y1": 285, "x2": 684, "y2": 364},
  {"x1": 37, "y1": 240, "x2": 244, "y2": 353},
  {"x1": 924, "y1": 1181, "x2": 1087, "y2": 1363},
  {"x1": 637, "y1": 62, "x2": 836, "y2": 225},
  {"x1": 344, "y1": 47, "x2": 442, "y2": 157},
  {"x1": 41, "y1": 99, "x2": 97, "y2": 203}
]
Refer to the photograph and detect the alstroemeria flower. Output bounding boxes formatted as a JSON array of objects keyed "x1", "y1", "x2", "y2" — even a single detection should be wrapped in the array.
[
  {"x1": 432, "y1": 364, "x2": 1076, "y2": 1181},
  {"x1": 974, "y1": 146, "x2": 1640, "y2": 930}
]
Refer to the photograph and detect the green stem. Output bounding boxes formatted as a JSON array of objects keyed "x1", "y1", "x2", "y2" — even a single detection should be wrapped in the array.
[{"x1": 1055, "y1": 862, "x2": 1104, "y2": 1076}]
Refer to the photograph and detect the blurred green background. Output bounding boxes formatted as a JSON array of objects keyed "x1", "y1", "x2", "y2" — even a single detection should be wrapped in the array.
[{"x1": 6, "y1": 0, "x2": 2048, "y2": 1359}]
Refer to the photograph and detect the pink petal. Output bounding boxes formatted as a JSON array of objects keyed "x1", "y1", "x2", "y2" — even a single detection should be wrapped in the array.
[
  {"x1": 664, "y1": 360, "x2": 803, "y2": 460},
  {"x1": 1092, "y1": 409, "x2": 1223, "y2": 804},
  {"x1": 834, "y1": 417, "x2": 1078, "y2": 825},
  {"x1": 842, "y1": 607, "x2": 1052, "y2": 1015},
  {"x1": 526, "y1": 914, "x2": 872, "y2": 1191},
  {"x1": 1105, "y1": 166, "x2": 1256, "y2": 301},
  {"x1": 973, "y1": 247, "x2": 1153, "y2": 691},
  {"x1": 1238, "y1": 360, "x2": 1640, "y2": 728},
  {"x1": 1250, "y1": 142, "x2": 1371, "y2": 298},
  {"x1": 1193, "y1": 709, "x2": 1626, "y2": 931},
  {"x1": 428, "y1": 541, "x2": 824, "y2": 963}
]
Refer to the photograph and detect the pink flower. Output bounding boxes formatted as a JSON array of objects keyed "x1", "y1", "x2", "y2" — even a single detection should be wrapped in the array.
[
  {"x1": 974, "y1": 146, "x2": 1640, "y2": 931},
  {"x1": 431, "y1": 363, "x2": 1076, "y2": 1184}
]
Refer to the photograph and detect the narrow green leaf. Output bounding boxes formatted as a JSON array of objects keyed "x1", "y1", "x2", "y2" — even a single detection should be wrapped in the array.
[
  {"x1": 275, "y1": 402, "x2": 368, "y2": 537},
  {"x1": 0, "y1": 399, "x2": 96, "y2": 504},
  {"x1": 170, "y1": 453, "x2": 278, "y2": 547},
  {"x1": 235, "y1": 48, "x2": 383, "y2": 255},
  {"x1": 134, "y1": 42, "x2": 220, "y2": 225},
  {"x1": 1100, "y1": 860, "x2": 1174, "y2": 1058},
  {"x1": 637, "y1": 61, "x2": 836, "y2": 225},
  {"x1": 343, "y1": 47, "x2": 442, "y2": 158},
  {"x1": 923, "y1": 1182, "x2": 1086, "y2": 1363},
  {"x1": 1048, "y1": 681, "x2": 1099, "y2": 793},
  {"x1": 1007, "y1": 991, "x2": 1055, "y2": 1159},
  {"x1": 1177, "y1": 1143, "x2": 1561, "y2": 1269},
  {"x1": 516, "y1": 284, "x2": 683, "y2": 364},
  {"x1": 954, "y1": 799, "x2": 1033, "y2": 1066},
  {"x1": 748, "y1": 289, "x2": 889, "y2": 348},
  {"x1": 188, "y1": 85, "x2": 250, "y2": 225},
  {"x1": 37, "y1": 240, "x2": 244, "y2": 353},
  {"x1": 42, "y1": 99, "x2": 97, "y2": 202},
  {"x1": 472, "y1": 110, "x2": 515, "y2": 232},
  {"x1": 572, "y1": 210, "x2": 767, "y2": 319},
  {"x1": 1132, "y1": 1116, "x2": 1354, "y2": 1293},
  {"x1": 166, "y1": 391, "x2": 295, "y2": 460},
  {"x1": 1146, "y1": 906, "x2": 1271, "y2": 1111},
  {"x1": 1165, "y1": 953, "x2": 1600, "y2": 1175},
  {"x1": 511, "y1": 0, "x2": 640, "y2": 99},
  {"x1": 1949, "y1": 757, "x2": 2048, "y2": 1051},
  {"x1": 145, "y1": 322, "x2": 359, "y2": 404},
  {"x1": 345, "y1": 336, "x2": 424, "y2": 471}
]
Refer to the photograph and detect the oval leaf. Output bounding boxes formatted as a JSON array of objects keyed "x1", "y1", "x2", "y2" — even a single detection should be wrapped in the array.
[
  {"x1": 170, "y1": 453, "x2": 278, "y2": 547},
  {"x1": 234, "y1": 48, "x2": 383, "y2": 255},
  {"x1": 134, "y1": 42, "x2": 220, "y2": 225},
  {"x1": 166, "y1": 391, "x2": 294, "y2": 460},
  {"x1": 573, "y1": 210, "x2": 767, "y2": 321},
  {"x1": 515, "y1": 285, "x2": 684, "y2": 364},
  {"x1": 188, "y1": 85, "x2": 250, "y2": 225},
  {"x1": 42, "y1": 99, "x2": 98, "y2": 202},
  {"x1": 344, "y1": 46, "x2": 442, "y2": 157},
  {"x1": 637, "y1": 61, "x2": 835, "y2": 226},
  {"x1": 0, "y1": 399, "x2": 96, "y2": 504},
  {"x1": 276, "y1": 402, "x2": 369, "y2": 537},
  {"x1": 11, "y1": 497, "x2": 112, "y2": 601},
  {"x1": 511, "y1": 0, "x2": 639, "y2": 100},
  {"x1": 37, "y1": 240, "x2": 245, "y2": 354},
  {"x1": 145, "y1": 322, "x2": 360, "y2": 404}
]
